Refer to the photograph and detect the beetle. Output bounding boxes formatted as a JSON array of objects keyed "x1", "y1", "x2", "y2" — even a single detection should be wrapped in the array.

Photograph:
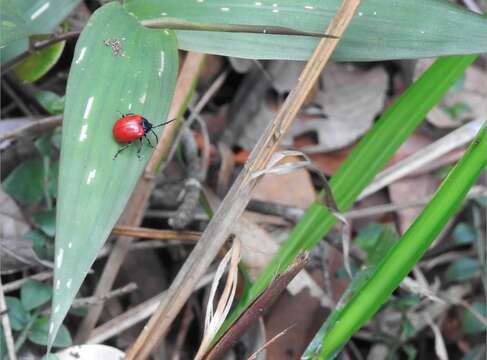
[{"x1": 112, "y1": 114, "x2": 173, "y2": 159}]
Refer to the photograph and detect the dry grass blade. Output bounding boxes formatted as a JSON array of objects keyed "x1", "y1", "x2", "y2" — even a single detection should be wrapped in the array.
[
  {"x1": 125, "y1": 1, "x2": 361, "y2": 358},
  {"x1": 112, "y1": 225, "x2": 201, "y2": 242},
  {"x1": 246, "y1": 323, "x2": 297, "y2": 360},
  {"x1": 204, "y1": 253, "x2": 308, "y2": 360},
  {"x1": 195, "y1": 236, "x2": 241, "y2": 360}
]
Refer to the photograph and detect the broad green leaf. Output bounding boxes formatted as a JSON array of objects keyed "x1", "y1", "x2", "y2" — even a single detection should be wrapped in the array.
[
  {"x1": 5, "y1": 296, "x2": 31, "y2": 331},
  {"x1": 33, "y1": 210, "x2": 56, "y2": 237},
  {"x1": 48, "y1": 2, "x2": 178, "y2": 349},
  {"x1": 21, "y1": 279, "x2": 53, "y2": 310},
  {"x1": 125, "y1": 0, "x2": 487, "y2": 61},
  {"x1": 25, "y1": 229, "x2": 54, "y2": 261},
  {"x1": 30, "y1": 317, "x2": 72, "y2": 348},
  {"x1": 1, "y1": 0, "x2": 79, "y2": 64},
  {"x1": 452, "y1": 223, "x2": 477, "y2": 244},
  {"x1": 446, "y1": 257, "x2": 479, "y2": 282},
  {"x1": 462, "y1": 302, "x2": 486, "y2": 334},
  {"x1": 35, "y1": 90, "x2": 65, "y2": 115},
  {"x1": 14, "y1": 41, "x2": 66, "y2": 82},
  {"x1": 0, "y1": 0, "x2": 31, "y2": 46},
  {"x1": 3, "y1": 159, "x2": 45, "y2": 203}
]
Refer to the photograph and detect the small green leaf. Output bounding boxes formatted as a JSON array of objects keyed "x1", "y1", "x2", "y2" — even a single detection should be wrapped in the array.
[
  {"x1": 392, "y1": 294, "x2": 421, "y2": 311},
  {"x1": 33, "y1": 210, "x2": 56, "y2": 237},
  {"x1": 400, "y1": 316, "x2": 416, "y2": 340},
  {"x1": 452, "y1": 223, "x2": 477, "y2": 245},
  {"x1": 446, "y1": 257, "x2": 479, "y2": 282},
  {"x1": 29, "y1": 316, "x2": 72, "y2": 347},
  {"x1": 462, "y1": 302, "x2": 486, "y2": 334},
  {"x1": 21, "y1": 279, "x2": 53, "y2": 310},
  {"x1": 14, "y1": 41, "x2": 66, "y2": 82},
  {"x1": 402, "y1": 344, "x2": 418, "y2": 360},
  {"x1": 355, "y1": 223, "x2": 398, "y2": 266},
  {"x1": 5, "y1": 296, "x2": 31, "y2": 331},
  {"x1": 35, "y1": 132, "x2": 54, "y2": 156},
  {"x1": 35, "y1": 90, "x2": 65, "y2": 115},
  {"x1": 2, "y1": 159, "x2": 44, "y2": 203},
  {"x1": 25, "y1": 229, "x2": 55, "y2": 261},
  {"x1": 49, "y1": 2, "x2": 179, "y2": 348}
]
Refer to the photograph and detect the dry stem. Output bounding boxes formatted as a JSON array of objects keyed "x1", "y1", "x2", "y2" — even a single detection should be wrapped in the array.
[{"x1": 126, "y1": 1, "x2": 362, "y2": 358}]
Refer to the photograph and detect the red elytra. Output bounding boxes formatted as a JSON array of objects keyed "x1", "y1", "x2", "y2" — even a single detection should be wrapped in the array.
[{"x1": 112, "y1": 114, "x2": 173, "y2": 159}]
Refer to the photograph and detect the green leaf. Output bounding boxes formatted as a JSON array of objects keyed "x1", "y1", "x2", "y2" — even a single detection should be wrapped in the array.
[
  {"x1": 0, "y1": 0, "x2": 31, "y2": 46},
  {"x1": 21, "y1": 279, "x2": 53, "y2": 310},
  {"x1": 2, "y1": 159, "x2": 45, "y2": 203},
  {"x1": 25, "y1": 229, "x2": 55, "y2": 261},
  {"x1": 35, "y1": 132, "x2": 54, "y2": 157},
  {"x1": 462, "y1": 302, "x2": 486, "y2": 334},
  {"x1": 355, "y1": 223, "x2": 398, "y2": 266},
  {"x1": 452, "y1": 223, "x2": 477, "y2": 245},
  {"x1": 5, "y1": 296, "x2": 31, "y2": 331},
  {"x1": 14, "y1": 41, "x2": 66, "y2": 82},
  {"x1": 446, "y1": 257, "x2": 479, "y2": 282},
  {"x1": 29, "y1": 316, "x2": 71, "y2": 347},
  {"x1": 1, "y1": 0, "x2": 79, "y2": 64},
  {"x1": 35, "y1": 90, "x2": 65, "y2": 115},
  {"x1": 48, "y1": 2, "x2": 178, "y2": 349},
  {"x1": 33, "y1": 210, "x2": 56, "y2": 237},
  {"x1": 125, "y1": 0, "x2": 487, "y2": 61}
]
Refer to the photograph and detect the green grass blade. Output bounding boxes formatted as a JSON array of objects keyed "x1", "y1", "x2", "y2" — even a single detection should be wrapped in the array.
[
  {"x1": 316, "y1": 124, "x2": 486, "y2": 359},
  {"x1": 224, "y1": 55, "x2": 477, "y2": 336},
  {"x1": 125, "y1": 0, "x2": 487, "y2": 60},
  {"x1": 47, "y1": 2, "x2": 178, "y2": 349}
]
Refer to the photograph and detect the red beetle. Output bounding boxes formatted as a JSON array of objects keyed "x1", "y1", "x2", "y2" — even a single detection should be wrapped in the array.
[{"x1": 112, "y1": 114, "x2": 173, "y2": 159}]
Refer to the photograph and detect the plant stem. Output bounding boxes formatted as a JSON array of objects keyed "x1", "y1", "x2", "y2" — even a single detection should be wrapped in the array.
[{"x1": 14, "y1": 308, "x2": 40, "y2": 353}]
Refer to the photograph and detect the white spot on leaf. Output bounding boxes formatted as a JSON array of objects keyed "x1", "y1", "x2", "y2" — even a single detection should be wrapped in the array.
[
  {"x1": 31, "y1": 2, "x2": 50, "y2": 20},
  {"x1": 68, "y1": 242, "x2": 72, "y2": 249},
  {"x1": 83, "y1": 96, "x2": 94, "y2": 120},
  {"x1": 139, "y1": 93, "x2": 147, "y2": 104},
  {"x1": 158, "y1": 51, "x2": 165, "y2": 77},
  {"x1": 255, "y1": 1, "x2": 262, "y2": 6},
  {"x1": 55, "y1": 280, "x2": 60, "y2": 290},
  {"x1": 75, "y1": 47, "x2": 86, "y2": 64},
  {"x1": 128, "y1": 103, "x2": 132, "y2": 111},
  {"x1": 79, "y1": 124, "x2": 88, "y2": 142},
  {"x1": 221, "y1": 7, "x2": 230, "y2": 11},
  {"x1": 49, "y1": 322, "x2": 54, "y2": 335},
  {"x1": 56, "y1": 248, "x2": 64, "y2": 268},
  {"x1": 66, "y1": 279, "x2": 72, "y2": 289},
  {"x1": 304, "y1": 5, "x2": 314, "y2": 10},
  {"x1": 358, "y1": 11, "x2": 363, "y2": 16},
  {"x1": 54, "y1": 305, "x2": 60, "y2": 314},
  {"x1": 86, "y1": 169, "x2": 96, "y2": 185}
]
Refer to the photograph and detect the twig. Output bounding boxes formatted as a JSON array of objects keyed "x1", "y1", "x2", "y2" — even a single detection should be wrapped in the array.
[
  {"x1": 87, "y1": 272, "x2": 215, "y2": 344},
  {"x1": 141, "y1": 18, "x2": 338, "y2": 38},
  {"x1": 0, "y1": 115, "x2": 62, "y2": 143},
  {"x1": 204, "y1": 253, "x2": 308, "y2": 360},
  {"x1": 0, "y1": 276, "x2": 18, "y2": 360},
  {"x1": 1, "y1": 81, "x2": 34, "y2": 117},
  {"x1": 3, "y1": 271, "x2": 53, "y2": 293},
  {"x1": 2, "y1": 31, "x2": 80, "y2": 74},
  {"x1": 171, "y1": 304, "x2": 195, "y2": 360},
  {"x1": 72, "y1": 283, "x2": 138, "y2": 308},
  {"x1": 126, "y1": 2, "x2": 361, "y2": 358},
  {"x1": 112, "y1": 224, "x2": 201, "y2": 242},
  {"x1": 74, "y1": 53, "x2": 206, "y2": 344}
]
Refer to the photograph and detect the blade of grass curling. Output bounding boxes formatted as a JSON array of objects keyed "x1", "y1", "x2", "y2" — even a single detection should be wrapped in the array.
[
  {"x1": 125, "y1": 0, "x2": 487, "y2": 61},
  {"x1": 317, "y1": 124, "x2": 486, "y2": 359},
  {"x1": 47, "y1": 2, "x2": 178, "y2": 350},
  {"x1": 223, "y1": 55, "x2": 478, "y2": 335}
]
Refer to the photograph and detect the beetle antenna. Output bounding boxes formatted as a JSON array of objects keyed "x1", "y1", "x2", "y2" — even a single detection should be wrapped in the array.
[{"x1": 151, "y1": 118, "x2": 176, "y2": 129}]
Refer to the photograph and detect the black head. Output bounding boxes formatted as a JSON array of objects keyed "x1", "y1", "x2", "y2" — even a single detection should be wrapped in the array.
[{"x1": 141, "y1": 118, "x2": 153, "y2": 133}]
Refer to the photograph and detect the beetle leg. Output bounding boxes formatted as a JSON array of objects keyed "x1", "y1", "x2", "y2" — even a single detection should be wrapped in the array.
[
  {"x1": 144, "y1": 135, "x2": 154, "y2": 148},
  {"x1": 150, "y1": 129, "x2": 159, "y2": 145},
  {"x1": 113, "y1": 142, "x2": 131, "y2": 159},
  {"x1": 136, "y1": 138, "x2": 143, "y2": 160}
]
